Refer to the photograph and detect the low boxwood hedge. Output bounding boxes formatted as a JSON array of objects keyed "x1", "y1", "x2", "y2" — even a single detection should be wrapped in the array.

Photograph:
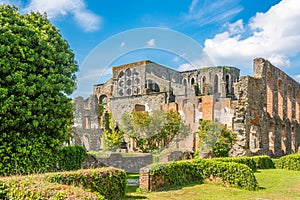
[
  {"x1": 212, "y1": 155, "x2": 275, "y2": 171},
  {"x1": 212, "y1": 157, "x2": 257, "y2": 171},
  {"x1": 251, "y1": 156, "x2": 275, "y2": 169},
  {"x1": 147, "y1": 158, "x2": 259, "y2": 191},
  {"x1": 0, "y1": 167, "x2": 126, "y2": 200},
  {"x1": 275, "y1": 153, "x2": 300, "y2": 171}
]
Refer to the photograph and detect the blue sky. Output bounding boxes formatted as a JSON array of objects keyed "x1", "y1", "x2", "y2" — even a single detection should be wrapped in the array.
[{"x1": 1, "y1": 0, "x2": 300, "y2": 97}]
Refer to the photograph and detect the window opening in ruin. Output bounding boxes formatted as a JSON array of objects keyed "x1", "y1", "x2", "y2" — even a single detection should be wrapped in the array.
[
  {"x1": 291, "y1": 126, "x2": 296, "y2": 152},
  {"x1": 191, "y1": 77, "x2": 195, "y2": 85},
  {"x1": 296, "y1": 91, "x2": 300, "y2": 122},
  {"x1": 202, "y1": 76, "x2": 206, "y2": 93},
  {"x1": 125, "y1": 68, "x2": 131, "y2": 77},
  {"x1": 278, "y1": 80, "x2": 284, "y2": 119},
  {"x1": 281, "y1": 124, "x2": 286, "y2": 154},
  {"x1": 287, "y1": 85, "x2": 292, "y2": 121},
  {"x1": 127, "y1": 88, "x2": 132, "y2": 95},
  {"x1": 183, "y1": 79, "x2": 187, "y2": 86},
  {"x1": 225, "y1": 74, "x2": 230, "y2": 94},
  {"x1": 99, "y1": 95, "x2": 107, "y2": 109},
  {"x1": 118, "y1": 71, "x2": 124, "y2": 78},
  {"x1": 83, "y1": 135, "x2": 90, "y2": 151},
  {"x1": 214, "y1": 75, "x2": 218, "y2": 94},
  {"x1": 126, "y1": 79, "x2": 132, "y2": 86},
  {"x1": 133, "y1": 68, "x2": 139, "y2": 76},
  {"x1": 266, "y1": 71, "x2": 273, "y2": 116},
  {"x1": 84, "y1": 117, "x2": 90, "y2": 129}
]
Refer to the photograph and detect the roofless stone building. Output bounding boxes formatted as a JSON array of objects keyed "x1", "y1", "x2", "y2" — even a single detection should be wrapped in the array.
[{"x1": 73, "y1": 58, "x2": 300, "y2": 157}]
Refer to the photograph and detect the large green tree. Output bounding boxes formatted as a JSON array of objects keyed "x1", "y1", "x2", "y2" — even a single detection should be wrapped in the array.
[
  {"x1": 0, "y1": 5, "x2": 78, "y2": 175},
  {"x1": 121, "y1": 110, "x2": 189, "y2": 152}
]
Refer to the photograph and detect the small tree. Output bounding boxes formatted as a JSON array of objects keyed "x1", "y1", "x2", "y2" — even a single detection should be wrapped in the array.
[
  {"x1": 120, "y1": 110, "x2": 189, "y2": 152},
  {"x1": 198, "y1": 120, "x2": 236, "y2": 157}
]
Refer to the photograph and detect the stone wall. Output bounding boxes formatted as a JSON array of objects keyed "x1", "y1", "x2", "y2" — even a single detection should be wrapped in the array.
[
  {"x1": 230, "y1": 58, "x2": 300, "y2": 157},
  {"x1": 73, "y1": 95, "x2": 103, "y2": 151},
  {"x1": 94, "y1": 153, "x2": 153, "y2": 173}
]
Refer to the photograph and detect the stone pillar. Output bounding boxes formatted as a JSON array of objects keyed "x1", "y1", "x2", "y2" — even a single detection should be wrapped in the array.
[
  {"x1": 220, "y1": 81, "x2": 226, "y2": 98},
  {"x1": 139, "y1": 167, "x2": 150, "y2": 191}
]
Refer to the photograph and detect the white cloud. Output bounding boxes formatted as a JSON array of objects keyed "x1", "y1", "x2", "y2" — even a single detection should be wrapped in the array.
[
  {"x1": 203, "y1": 0, "x2": 300, "y2": 69},
  {"x1": 147, "y1": 38, "x2": 155, "y2": 47},
  {"x1": 25, "y1": 0, "x2": 101, "y2": 32}
]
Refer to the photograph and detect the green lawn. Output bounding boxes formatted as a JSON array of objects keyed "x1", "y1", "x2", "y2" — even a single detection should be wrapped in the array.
[{"x1": 124, "y1": 169, "x2": 300, "y2": 200}]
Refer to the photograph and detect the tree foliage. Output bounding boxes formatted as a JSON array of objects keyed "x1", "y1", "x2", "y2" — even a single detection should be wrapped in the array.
[
  {"x1": 198, "y1": 120, "x2": 236, "y2": 157},
  {"x1": 0, "y1": 5, "x2": 78, "y2": 175},
  {"x1": 102, "y1": 112, "x2": 124, "y2": 151},
  {"x1": 120, "y1": 110, "x2": 189, "y2": 152}
]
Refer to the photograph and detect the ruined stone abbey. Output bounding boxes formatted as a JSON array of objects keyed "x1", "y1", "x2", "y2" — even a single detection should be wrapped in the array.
[{"x1": 73, "y1": 57, "x2": 300, "y2": 157}]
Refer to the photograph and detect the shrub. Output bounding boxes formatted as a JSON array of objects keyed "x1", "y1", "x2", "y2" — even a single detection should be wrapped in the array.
[
  {"x1": 149, "y1": 161, "x2": 203, "y2": 188},
  {"x1": 193, "y1": 159, "x2": 258, "y2": 190},
  {"x1": 212, "y1": 157, "x2": 257, "y2": 171},
  {"x1": 0, "y1": 167, "x2": 125, "y2": 200},
  {"x1": 45, "y1": 167, "x2": 126, "y2": 200},
  {"x1": 0, "y1": 176, "x2": 102, "y2": 199},
  {"x1": 251, "y1": 156, "x2": 275, "y2": 169},
  {"x1": 146, "y1": 158, "x2": 259, "y2": 191},
  {"x1": 275, "y1": 153, "x2": 300, "y2": 171},
  {"x1": 56, "y1": 145, "x2": 87, "y2": 171}
]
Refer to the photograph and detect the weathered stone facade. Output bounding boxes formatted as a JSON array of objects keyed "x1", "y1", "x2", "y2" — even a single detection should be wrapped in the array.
[
  {"x1": 73, "y1": 95, "x2": 102, "y2": 151},
  {"x1": 230, "y1": 58, "x2": 300, "y2": 157},
  {"x1": 73, "y1": 58, "x2": 300, "y2": 157}
]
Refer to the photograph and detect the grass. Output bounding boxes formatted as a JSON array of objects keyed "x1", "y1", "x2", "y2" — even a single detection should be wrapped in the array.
[{"x1": 123, "y1": 169, "x2": 300, "y2": 200}]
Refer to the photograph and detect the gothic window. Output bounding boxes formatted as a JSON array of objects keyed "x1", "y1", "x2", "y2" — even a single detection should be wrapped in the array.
[{"x1": 266, "y1": 71, "x2": 273, "y2": 116}]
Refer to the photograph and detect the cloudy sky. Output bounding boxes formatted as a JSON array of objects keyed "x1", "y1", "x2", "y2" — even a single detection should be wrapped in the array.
[{"x1": 1, "y1": 0, "x2": 300, "y2": 97}]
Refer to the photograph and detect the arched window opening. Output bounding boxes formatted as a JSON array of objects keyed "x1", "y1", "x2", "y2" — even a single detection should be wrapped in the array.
[
  {"x1": 278, "y1": 79, "x2": 284, "y2": 119},
  {"x1": 287, "y1": 85, "x2": 292, "y2": 121},
  {"x1": 191, "y1": 77, "x2": 195, "y2": 85}
]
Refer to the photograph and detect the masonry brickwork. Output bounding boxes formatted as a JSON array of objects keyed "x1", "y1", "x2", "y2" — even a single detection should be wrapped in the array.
[{"x1": 73, "y1": 57, "x2": 300, "y2": 157}]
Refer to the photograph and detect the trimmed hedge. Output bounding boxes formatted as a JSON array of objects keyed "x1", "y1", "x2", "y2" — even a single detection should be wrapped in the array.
[
  {"x1": 0, "y1": 167, "x2": 126, "y2": 200},
  {"x1": 251, "y1": 156, "x2": 275, "y2": 169},
  {"x1": 149, "y1": 161, "x2": 204, "y2": 189},
  {"x1": 147, "y1": 158, "x2": 259, "y2": 191},
  {"x1": 45, "y1": 167, "x2": 126, "y2": 200},
  {"x1": 212, "y1": 157, "x2": 257, "y2": 171},
  {"x1": 275, "y1": 153, "x2": 300, "y2": 171},
  {"x1": 212, "y1": 156, "x2": 275, "y2": 171},
  {"x1": 193, "y1": 159, "x2": 258, "y2": 190}
]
